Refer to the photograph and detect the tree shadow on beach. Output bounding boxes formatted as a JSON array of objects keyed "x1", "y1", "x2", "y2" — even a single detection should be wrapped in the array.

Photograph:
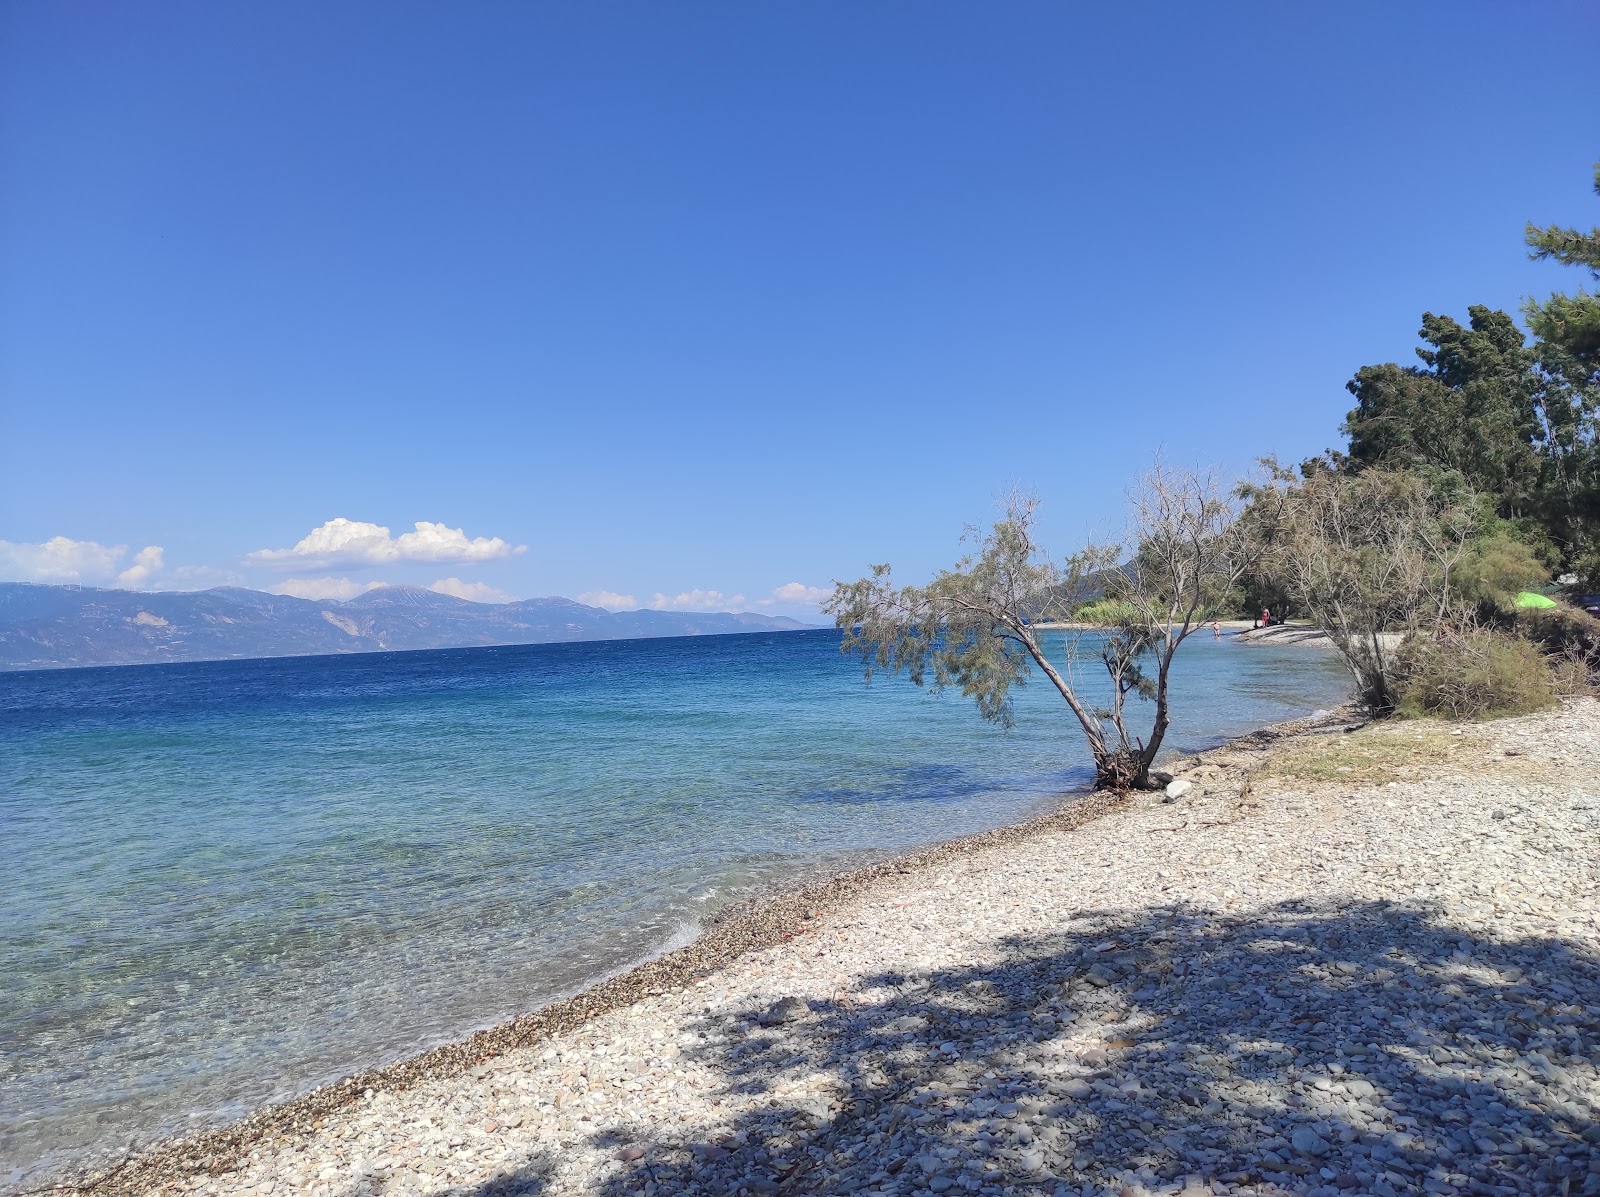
[
  {"x1": 329, "y1": 1151, "x2": 555, "y2": 1197},
  {"x1": 461, "y1": 898, "x2": 1599, "y2": 1197}
]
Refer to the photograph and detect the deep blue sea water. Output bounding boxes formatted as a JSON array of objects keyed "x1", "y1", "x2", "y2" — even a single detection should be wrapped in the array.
[{"x1": 0, "y1": 629, "x2": 1350, "y2": 1182}]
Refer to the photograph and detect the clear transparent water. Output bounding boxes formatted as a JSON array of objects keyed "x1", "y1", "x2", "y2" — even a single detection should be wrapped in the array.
[{"x1": 0, "y1": 629, "x2": 1350, "y2": 1182}]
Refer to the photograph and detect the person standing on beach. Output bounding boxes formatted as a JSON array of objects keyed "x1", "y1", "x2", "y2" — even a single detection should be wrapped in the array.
[{"x1": 1212, "y1": 620, "x2": 1221, "y2": 639}]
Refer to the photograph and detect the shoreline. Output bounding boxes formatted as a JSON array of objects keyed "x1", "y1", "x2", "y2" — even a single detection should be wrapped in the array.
[
  {"x1": 1029, "y1": 620, "x2": 1339, "y2": 647},
  {"x1": 42, "y1": 706, "x2": 1359, "y2": 1197},
  {"x1": 1028, "y1": 620, "x2": 1265, "y2": 631}
]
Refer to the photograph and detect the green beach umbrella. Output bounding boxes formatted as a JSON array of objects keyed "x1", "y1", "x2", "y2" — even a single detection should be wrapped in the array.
[{"x1": 1514, "y1": 591, "x2": 1558, "y2": 609}]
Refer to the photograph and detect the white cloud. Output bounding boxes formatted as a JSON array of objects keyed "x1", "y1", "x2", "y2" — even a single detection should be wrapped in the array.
[
  {"x1": 268, "y1": 577, "x2": 387, "y2": 601},
  {"x1": 649, "y1": 588, "x2": 747, "y2": 611},
  {"x1": 117, "y1": 546, "x2": 165, "y2": 588},
  {"x1": 0, "y1": 536, "x2": 165, "y2": 587},
  {"x1": 759, "y1": 581, "x2": 831, "y2": 608},
  {"x1": 585, "y1": 582, "x2": 829, "y2": 614},
  {"x1": 430, "y1": 577, "x2": 515, "y2": 603},
  {"x1": 578, "y1": 589, "x2": 640, "y2": 611},
  {"x1": 246, "y1": 518, "x2": 526, "y2": 569}
]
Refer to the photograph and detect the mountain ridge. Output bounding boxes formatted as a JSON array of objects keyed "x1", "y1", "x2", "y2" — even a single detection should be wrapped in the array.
[{"x1": 0, "y1": 583, "x2": 819, "y2": 671}]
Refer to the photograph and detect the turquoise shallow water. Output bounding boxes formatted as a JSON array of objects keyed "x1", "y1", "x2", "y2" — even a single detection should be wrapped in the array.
[{"x1": 0, "y1": 629, "x2": 1350, "y2": 1181}]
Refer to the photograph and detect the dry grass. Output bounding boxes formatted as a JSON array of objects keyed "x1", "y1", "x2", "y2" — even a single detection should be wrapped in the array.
[{"x1": 1260, "y1": 720, "x2": 1467, "y2": 786}]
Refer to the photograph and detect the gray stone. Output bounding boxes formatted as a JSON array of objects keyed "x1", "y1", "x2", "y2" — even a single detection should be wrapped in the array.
[
  {"x1": 1291, "y1": 1127, "x2": 1332, "y2": 1157},
  {"x1": 120, "y1": 700, "x2": 1600, "y2": 1197}
]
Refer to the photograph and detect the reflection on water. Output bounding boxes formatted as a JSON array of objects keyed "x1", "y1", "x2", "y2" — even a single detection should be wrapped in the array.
[{"x1": 0, "y1": 629, "x2": 1349, "y2": 1181}]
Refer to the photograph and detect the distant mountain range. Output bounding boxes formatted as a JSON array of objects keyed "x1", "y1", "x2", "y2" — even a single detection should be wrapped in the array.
[{"x1": 0, "y1": 583, "x2": 817, "y2": 671}]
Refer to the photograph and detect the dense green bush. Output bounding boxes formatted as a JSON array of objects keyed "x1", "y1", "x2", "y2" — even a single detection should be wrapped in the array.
[
  {"x1": 1073, "y1": 598, "x2": 1140, "y2": 625},
  {"x1": 1393, "y1": 629, "x2": 1559, "y2": 720},
  {"x1": 1453, "y1": 528, "x2": 1555, "y2": 617}
]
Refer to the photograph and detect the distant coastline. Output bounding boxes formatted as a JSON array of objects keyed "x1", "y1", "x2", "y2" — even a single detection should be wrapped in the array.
[{"x1": 0, "y1": 582, "x2": 821, "y2": 672}]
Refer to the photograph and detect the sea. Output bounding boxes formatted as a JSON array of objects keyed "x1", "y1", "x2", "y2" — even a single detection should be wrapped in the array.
[{"x1": 0, "y1": 628, "x2": 1351, "y2": 1183}]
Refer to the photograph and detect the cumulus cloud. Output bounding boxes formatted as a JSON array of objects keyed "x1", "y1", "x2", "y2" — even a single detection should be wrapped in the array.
[
  {"x1": 585, "y1": 582, "x2": 835, "y2": 614},
  {"x1": 117, "y1": 546, "x2": 165, "y2": 588},
  {"x1": 268, "y1": 577, "x2": 387, "y2": 601},
  {"x1": 246, "y1": 518, "x2": 526, "y2": 569},
  {"x1": 649, "y1": 588, "x2": 747, "y2": 611},
  {"x1": 0, "y1": 536, "x2": 165, "y2": 587},
  {"x1": 577, "y1": 590, "x2": 640, "y2": 611},
  {"x1": 759, "y1": 581, "x2": 831, "y2": 608},
  {"x1": 430, "y1": 577, "x2": 515, "y2": 603}
]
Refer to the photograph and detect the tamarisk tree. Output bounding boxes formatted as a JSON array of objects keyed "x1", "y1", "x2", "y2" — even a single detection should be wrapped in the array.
[
  {"x1": 1241, "y1": 463, "x2": 1483, "y2": 714},
  {"x1": 825, "y1": 465, "x2": 1252, "y2": 790}
]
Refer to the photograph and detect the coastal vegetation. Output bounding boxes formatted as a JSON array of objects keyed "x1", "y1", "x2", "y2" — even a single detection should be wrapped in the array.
[
  {"x1": 1244, "y1": 163, "x2": 1600, "y2": 718},
  {"x1": 825, "y1": 465, "x2": 1254, "y2": 790},
  {"x1": 832, "y1": 164, "x2": 1600, "y2": 777},
  {"x1": 1237, "y1": 464, "x2": 1555, "y2": 716}
]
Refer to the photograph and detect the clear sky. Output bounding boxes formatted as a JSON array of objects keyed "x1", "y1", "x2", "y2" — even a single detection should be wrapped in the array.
[{"x1": 2, "y1": 2, "x2": 1597, "y2": 615}]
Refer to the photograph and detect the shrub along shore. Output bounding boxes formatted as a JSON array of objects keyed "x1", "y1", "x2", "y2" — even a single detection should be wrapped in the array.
[{"x1": 57, "y1": 699, "x2": 1599, "y2": 1197}]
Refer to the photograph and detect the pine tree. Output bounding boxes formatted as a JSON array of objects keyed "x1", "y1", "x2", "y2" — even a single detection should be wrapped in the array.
[
  {"x1": 1341, "y1": 307, "x2": 1542, "y2": 518},
  {"x1": 1525, "y1": 163, "x2": 1600, "y2": 368}
]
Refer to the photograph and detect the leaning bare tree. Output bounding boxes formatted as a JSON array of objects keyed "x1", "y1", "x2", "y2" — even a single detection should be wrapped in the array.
[
  {"x1": 825, "y1": 463, "x2": 1253, "y2": 790},
  {"x1": 1241, "y1": 462, "x2": 1480, "y2": 713}
]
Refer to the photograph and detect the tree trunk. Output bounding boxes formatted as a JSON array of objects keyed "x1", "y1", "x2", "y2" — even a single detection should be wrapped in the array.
[
  {"x1": 1125, "y1": 644, "x2": 1179, "y2": 791},
  {"x1": 1092, "y1": 745, "x2": 1151, "y2": 790}
]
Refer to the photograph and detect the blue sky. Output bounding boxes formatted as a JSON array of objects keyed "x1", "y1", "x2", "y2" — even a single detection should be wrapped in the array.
[{"x1": 2, "y1": 2, "x2": 1596, "y2": 615}]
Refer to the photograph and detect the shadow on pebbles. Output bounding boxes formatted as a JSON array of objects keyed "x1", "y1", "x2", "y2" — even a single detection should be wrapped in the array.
[{"x1": 52, "y1": 704, "x2": 1600, "y2": 1197}]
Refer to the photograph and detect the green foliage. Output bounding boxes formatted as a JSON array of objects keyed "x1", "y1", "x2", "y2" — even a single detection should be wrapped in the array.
[
  {"x1": 1341, "y1": 307, "x2": 1542, "y2": 517},
  {"x1": 1524, "y1": 160, "x2": 1600, "y2": 368},
  {"x1": 1522, "y1": 163, "x2": 1600, "y2": 561},
  {"x1": 1236, "y1": 571, "x2": 1292, "y2": 621},
  {"x1": 1074, "y1": 598, "x2": 1139, "y2": 625},
  {"x1": 1452, "y1": 527, "x2": 1554, "y2": 616},
  {"x1": 1242, "y1": 455, "x2": 1577, "y2": 720},
  {"x1": 1571, "y1": 544, "x2": 1600, "y2": 592},
  {"x1": 1241, "y1": 463, "x2": 1484, "y2": 713},
  {"x1": 830, "y1": 466, "x2": 1255, "y2": 789},
  {"x1": 1323, "y1": 170, "x2": 1600, "y2": 570},
  {"x1": 1392, "y1": 629, "x2": 1559, "y2": 721},
  {"x1": 1527, "y1": 291, "x2": 1600, "y2": 370},
  {"x1": 825, "y1": 494, "x2": 1103, "y2": 728},
  {"x1": 1339, "y1": 307, "x2": 1599, "y2": 567},
  {"x1": 1524, "y1": 162, "x2": 1600, "y2": 277}
]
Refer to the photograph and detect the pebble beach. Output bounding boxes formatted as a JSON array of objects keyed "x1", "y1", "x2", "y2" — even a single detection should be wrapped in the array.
[{"x1": 53, "y1": 701, "x2": 1600, "y2": 1197}]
